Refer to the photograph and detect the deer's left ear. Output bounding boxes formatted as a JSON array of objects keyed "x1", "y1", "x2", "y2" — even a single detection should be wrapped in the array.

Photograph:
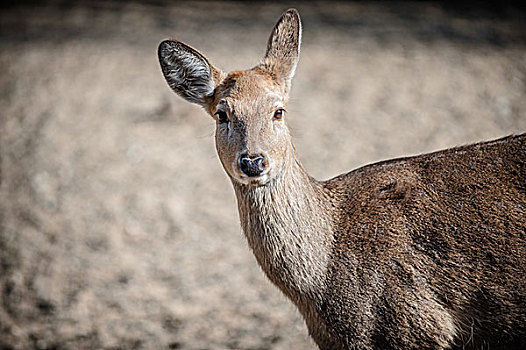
[
  {"x1": 158, "y1": 39, "x2": 223, "y2": 107},
  {"x1": 258, "y1": 9, "x2": 302, "y2": 92}
]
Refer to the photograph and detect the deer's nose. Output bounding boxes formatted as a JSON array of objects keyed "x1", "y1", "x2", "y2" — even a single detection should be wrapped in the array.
[{"x1": 239, "y1": 154, "x2": 266, "y2": 177}]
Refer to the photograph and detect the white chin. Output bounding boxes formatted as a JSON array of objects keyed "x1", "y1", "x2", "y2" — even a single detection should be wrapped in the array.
[{"x1": 235, "y1": 173, "x2": 270, "y2": 186}]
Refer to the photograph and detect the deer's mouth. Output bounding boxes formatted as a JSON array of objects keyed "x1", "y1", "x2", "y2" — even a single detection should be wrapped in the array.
[{"x1": 234, "y1": 171, "x2": 271, "y2": 186}]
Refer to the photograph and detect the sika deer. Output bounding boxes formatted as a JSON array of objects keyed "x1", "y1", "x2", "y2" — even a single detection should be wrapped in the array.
[{"x1": 158, "y1": 9, "x2": 526, "y2": 350}]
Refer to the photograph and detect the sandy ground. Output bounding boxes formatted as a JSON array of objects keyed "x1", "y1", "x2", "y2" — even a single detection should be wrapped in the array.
[{"x1": 1, "y1": 1, "x2": 525, "y2": 349}]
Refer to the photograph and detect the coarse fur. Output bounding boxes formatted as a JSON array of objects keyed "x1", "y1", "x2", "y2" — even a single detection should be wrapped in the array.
[{"x1": 158, "y1": 8, "x2": 526, "y2": 350}]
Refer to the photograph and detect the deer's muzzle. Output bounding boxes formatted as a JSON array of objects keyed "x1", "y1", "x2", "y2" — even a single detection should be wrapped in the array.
[{"x1": 239, "y1": 154, "x2": 267, "y2": 177}]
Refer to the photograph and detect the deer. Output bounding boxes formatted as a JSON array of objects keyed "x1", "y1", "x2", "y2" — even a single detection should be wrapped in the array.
[{"x1": 158, "y1": 8, "x2": 526, "y2": 350}]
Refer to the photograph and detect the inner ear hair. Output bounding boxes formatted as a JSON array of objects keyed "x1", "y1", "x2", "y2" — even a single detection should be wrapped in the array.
[{"x1": 158, "y1": 40, "x2": 222, "y2": 106}]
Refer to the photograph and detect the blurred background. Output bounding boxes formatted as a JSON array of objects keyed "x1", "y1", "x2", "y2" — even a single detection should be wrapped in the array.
[{"x1": 1, "y1": 1, "x2": 525, "y2": 349}]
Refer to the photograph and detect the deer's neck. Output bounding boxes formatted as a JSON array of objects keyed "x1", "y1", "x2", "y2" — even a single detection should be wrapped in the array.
[{"x1": 233, "y1": 152, "x2": 333, "y2": 304}]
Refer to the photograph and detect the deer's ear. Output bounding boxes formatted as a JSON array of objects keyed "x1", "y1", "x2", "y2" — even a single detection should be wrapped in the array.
[
  {"x1": 259, "y1": 9, "x2": 301, "y2": 89},
  {"x1": 158, "y1": 40, "x2": 223, "y2": 107}
]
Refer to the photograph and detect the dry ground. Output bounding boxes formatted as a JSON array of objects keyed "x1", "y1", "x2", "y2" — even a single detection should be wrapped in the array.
[{"x1": 1, "y1": 1, "x2": 525, "y2": 349}]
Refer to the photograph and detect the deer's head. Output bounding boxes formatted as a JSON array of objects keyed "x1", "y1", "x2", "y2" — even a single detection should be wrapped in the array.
[{"x1": 158, "y1": 9, "x2": 301, "y2": 186}]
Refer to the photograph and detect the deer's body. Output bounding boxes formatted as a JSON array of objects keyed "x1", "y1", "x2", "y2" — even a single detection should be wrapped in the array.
[
  {"x1": 158, "y1": 9, "x2": 526, "y2": 349},
  {"x1": 236, "y1": 134, "x2": 526, "y2": 349}
]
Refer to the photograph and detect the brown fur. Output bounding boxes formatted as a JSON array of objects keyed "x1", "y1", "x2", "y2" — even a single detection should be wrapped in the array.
[{"x1": 158, "y1": 8, "x2": 526, "y2": 350}]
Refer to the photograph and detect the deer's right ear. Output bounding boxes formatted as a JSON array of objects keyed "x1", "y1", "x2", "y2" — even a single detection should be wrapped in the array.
[{"x1": 158, "y1": 40, "x2": 222, "y2": 107}]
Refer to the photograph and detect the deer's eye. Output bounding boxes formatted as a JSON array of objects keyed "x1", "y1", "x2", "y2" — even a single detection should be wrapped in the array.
[
  {"x1": 215, "y1": 110, "x2": 229, "y2": 124},
  {"x1": 273, "y1": 108, "x2": 285, "y2": 121}
]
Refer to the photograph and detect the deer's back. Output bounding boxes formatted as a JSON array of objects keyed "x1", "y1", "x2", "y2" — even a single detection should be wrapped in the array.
[{"x1": 319, "y1": 133, "x2": 526, "y2": 349}]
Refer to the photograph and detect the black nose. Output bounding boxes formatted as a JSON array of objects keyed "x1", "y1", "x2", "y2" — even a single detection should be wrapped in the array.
[{"x1": 239, "y1": 154, "x2": 266, "y2": 177}]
